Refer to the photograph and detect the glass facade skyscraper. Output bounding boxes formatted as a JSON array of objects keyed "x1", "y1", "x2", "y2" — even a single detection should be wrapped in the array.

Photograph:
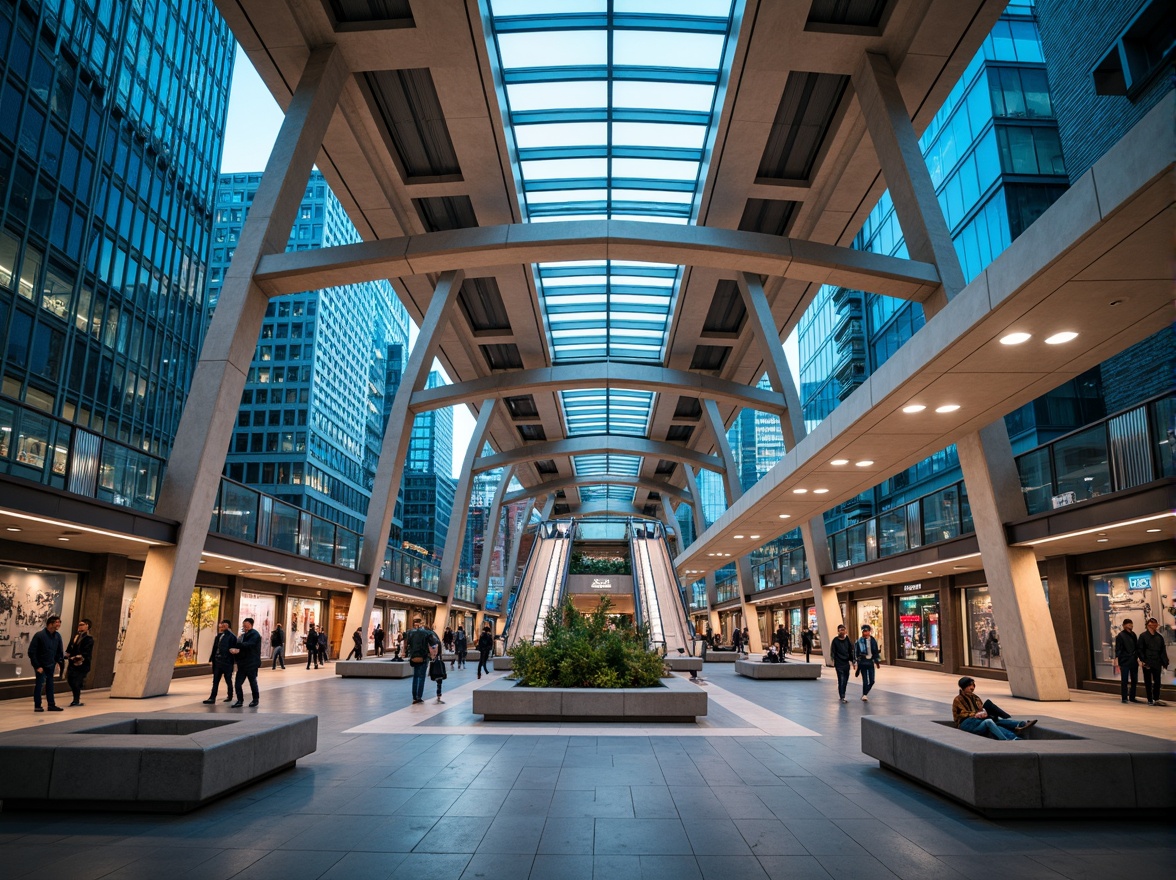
[
  {"x1": 401, "y1": 369, "x2": 455, "y2": 559},
  {"x1": 0, "y1": 0, "x2": 233, "y2": 503},
  {"x1": 208, "y1": 170, "x2": 411, "y2": 535}
]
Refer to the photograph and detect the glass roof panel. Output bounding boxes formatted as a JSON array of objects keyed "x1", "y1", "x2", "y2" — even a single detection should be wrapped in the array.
[
  {"x1": 578, "y1": 484, "x2": 637, "y2": 503},
  {"x1": 574, "y1": 454, "x2": 643, "y2": 477},
  {"x1": 487, "y1": 0, "x2": 739, "y2": 486},
  {"x1": 497, "y1": 31, "x2": 608, "y2": 68}
]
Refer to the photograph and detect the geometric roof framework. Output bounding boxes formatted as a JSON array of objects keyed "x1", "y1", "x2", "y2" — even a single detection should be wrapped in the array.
[{"x1": 489, "y1": 0, "x2": 740, "y2": 510}]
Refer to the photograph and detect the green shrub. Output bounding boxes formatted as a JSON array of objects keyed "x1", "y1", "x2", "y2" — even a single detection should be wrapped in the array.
[
  {"x1": 567, "y1": 553, "x2": 631, "y2": 575},
  {"x1": 508, "y1": 597, "x2": 665, "y2": 688}
]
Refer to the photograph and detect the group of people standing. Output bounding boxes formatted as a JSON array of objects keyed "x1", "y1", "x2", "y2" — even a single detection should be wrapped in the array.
[
  {"x1": 1113, "y1": 616, "x2": 1170, "y2": 705},
  {"x1": 203, "y1": 618, "x2": 263, "y2": 707},
  {"x1": 303, "y1": 623, "x2": 330, "y2": 668},
  {"x1": 28, "y1": 615, "x2": 94, "y2": 711}
]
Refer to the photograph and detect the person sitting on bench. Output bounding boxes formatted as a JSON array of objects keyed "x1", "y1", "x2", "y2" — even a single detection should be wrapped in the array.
[
  {"x1": 763, "y1": 644, "x2": 784, "y2": 663},
  {"x1": 952, "y1": 677, "x2": 1037, "y2": 740}
]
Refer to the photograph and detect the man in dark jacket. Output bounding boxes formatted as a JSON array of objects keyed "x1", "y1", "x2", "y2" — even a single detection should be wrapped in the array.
[
  {"x1": 347, "y1": 627, "x2": 363, "y2": 660},
  {"x1": 453, "y1": 627, "x2": 467, "y2": 669},
  {"x1": 305, "y1": 623, "x2": 320, "y2": 669},
  {"x1": 476, "y1": 624, "x2": 494, "y2": 679},
  {"x1": 829, "y1": 624, "x2": 856, "y2": 703},
  {"x1": 63, "y1": 618, "x2": 95, "y2": 706},
  {"x1": 317, "y1": 628, "x2": 329, "y2": 665},
  {"x1": 229, "y1": 617, "x2": 262, "y2": 707},
  {"x1": 203, "y1": 619, "x2": 237, "y2": 703},
  {"x1": 1138, "y1": 617, "x2": 1169, "y2": 706},
  {"x1": 29, "y1": 615, "x2": 65, "y2": 712},
  {"x1": 1113, "y1": 618, "x2": 1140, "y2": 703},
  {"x1": 801, "y1": 625, "x2": 815, "y2": 662},
  {"x1": 855, "y1": 624, "x2": 880, "y2": 702},
  {"x1": 405, "y1": 616, "x2": 440, "y2": 703},
  {"x1": 373, "y1": 624, "x2": 384, "y2": 656},
  {"x1": 270, "y1": 624, "x2": 286, "y2": 670}
]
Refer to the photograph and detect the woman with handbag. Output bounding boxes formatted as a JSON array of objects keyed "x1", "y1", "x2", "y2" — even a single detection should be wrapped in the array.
[{"x1": 428, "y1": 640, "x2": 447, "y2": 703}]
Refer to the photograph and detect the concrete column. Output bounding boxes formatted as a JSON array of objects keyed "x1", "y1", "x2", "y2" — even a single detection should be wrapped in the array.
[
  {"x1": 855, "y1": 51, "x2": 1066, "y2": 699},
  {"x1": 113, "y1": 47, "x2": 348, "y2": 698},
  {"x1": 701, "y1": 399, "x2": 762, "y2": 653},
  {"x1": 493, "y1": 496, "x2": 535, "y2": 636},
  {"x1": 432, "y1": 399, "x2": 496, "y2": 630},
  {"x1": 80, "y1": 554, "x2": 128, "y2": 691},
  {"x1": 682, "y1": 466, "x2": 720, "y2": 637},
  {"x1": 341, "y1": 270, "x2": 466, "y2": 646},
  {"x1": 539, "y1": 495, "x2": 556, "y2": 520},
  {"x1": 474, "y1": 465, "x2": 514, "y2": 608},
  {"x1": 735, "y1": 272, "x2": 841, "y2": 661}
]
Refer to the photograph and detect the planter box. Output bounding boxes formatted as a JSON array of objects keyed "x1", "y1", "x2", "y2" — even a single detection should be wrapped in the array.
[
  {"x1": 735, "y1": 659, "x2": 821, "y2": 679},
  {"x1": 472, "y1": 674, "x2": 706, "y2": 722},
  {"x1": 0, "y1": 713, "x2": 316, "y2": 813},
  {"x1": 492, "y1": 656, "x2": 513, "y2": 671},
  {"x1": 704, "y1": 651, "x2": 741, "y2": 662},
  {"x1": 336, "y1": 659, "x2": 414, "y2": 678},
  {"x1": 665, "y1": 656, "x2": 703, "y2": 673}
]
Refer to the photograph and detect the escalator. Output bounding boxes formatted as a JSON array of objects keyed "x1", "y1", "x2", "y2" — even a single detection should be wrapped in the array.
[
  {"x1": 629, "y1": 519, "x2": 696, "y2": 656},
  {"x1": 503, "y1": 519, "x2": 574, "y2": 650}
]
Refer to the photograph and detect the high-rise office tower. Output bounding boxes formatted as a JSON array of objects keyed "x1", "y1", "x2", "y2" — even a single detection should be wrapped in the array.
[
  {"x1": 0, "y1": 1, "x2": 233, "y2": 504},
  {"x1": 797, "y1": 2, "x2": 1103, "y2": 532},
  {"x1": 207, "y1": 170, "x2": 411, "y2": 534},
  {"x1": 400, "y1": 369, "x2": 456, "y2": 558}
]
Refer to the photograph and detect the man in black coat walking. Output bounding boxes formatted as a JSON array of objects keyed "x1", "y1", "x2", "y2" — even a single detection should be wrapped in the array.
[
  {"x1": 63, "y1": 618, "x2": 95, "y2": 706},
  {"x1": 270, "y1": 623, "x2": 286, "y2": 670},
  {"x1": 203, "y1": 619, "x2": 237, "y2": 703},
  {"x1": 305, "y1": 623, "x2": 320, "y2": 669},
  {"x1": 230, "y1": 618, "x2": 262, "y2": 707},
  {"x1": 29, "y1": 615, "x2": 65, "y2": 712}
]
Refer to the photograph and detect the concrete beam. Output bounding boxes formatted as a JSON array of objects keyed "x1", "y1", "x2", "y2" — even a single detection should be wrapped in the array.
[{"x1": 474, "y1": 436, "x2": 724, "y2": 476}]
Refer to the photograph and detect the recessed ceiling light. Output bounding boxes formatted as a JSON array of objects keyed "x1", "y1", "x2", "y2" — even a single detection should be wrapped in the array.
[
  {"x1": 793, "y1": 488, "x2": 808, "y2": 494},
  {"x1": 1045, "y1": 331, "x2": 1078, "y2": 345},
  {"x1": 813, "y1": 488, "x2": 829, "y2": 494},
  {"x1": 830, "y1": 459, "x2": 849, "y2": 466},
  {"x1": 778, "y1": 514, "x2": 791, "y2": 519},
  {"x1": 1146, "y1": 528, "x2": 1162, "y2": 533},
  {"x1": 1000, "y1": 332, "x2": 1031, "y2": 345},
  {"x1": 734, "y1": 535, "x2": 745, "y2": 539},
  {"x1": 953, "y1": 566, "x2": 968, "y2": 570},
  {"x1": 1097, "y1": 538, "x2": 1109, "y2": 543},
  {"x1": 57, "y1": 536, "x2": 70, "y2": 541},
  {"x1": 855, "y1": 460, "x2": 874, "y2": 467},
  {"x1": 750, "y1": 535, "x2": 761, "y2": 540},
  {"x1": 902, "y1": 404, "x2": 926, "y2": 414},
  {"x1": 5, "y1": 526, "x2": 20, "y2": 532},
  {"x1": 927, "y1": 570, "x2": 934, "y2": 575},
  {"x1": 935, "y1": 404, "x2": 961, "y2": 413}
]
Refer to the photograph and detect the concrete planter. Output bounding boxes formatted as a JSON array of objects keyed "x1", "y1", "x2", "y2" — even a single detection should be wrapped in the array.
[
  {"x1": 665, "y1": 656, "x2": 702, "y2": 673},
  {"x1": 472, "y1": 674, "x2": 706, "y2": 722},
  {"x1": 703, "y1": 651, "x2": 741, "y2": 662},
  {"x1": 0, "y1": 713, "x2": 317, "y2": 813},
  {"x1": 492, "y1": 656, "x2": 514, "y2": 671},
  {"x1": 735, "y1": 659, "x2": 822, "y2": 679}
]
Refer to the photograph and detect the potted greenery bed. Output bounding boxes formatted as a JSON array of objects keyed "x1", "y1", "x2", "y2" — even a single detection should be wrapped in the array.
[{"x1": 473, "y1": 599, "x2": 707, "y2": 722}]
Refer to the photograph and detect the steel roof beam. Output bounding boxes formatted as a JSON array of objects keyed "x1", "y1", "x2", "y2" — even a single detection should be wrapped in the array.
[
  {"x1": 502, "y1": 475, "x2": 692, "y2": 505},
  {"x1": 474, "y1": 436, "x2": 723, "y2": 476}
]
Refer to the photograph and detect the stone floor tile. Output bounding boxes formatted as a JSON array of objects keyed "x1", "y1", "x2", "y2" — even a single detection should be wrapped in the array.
[
  {"x1": 460, "y1": 851, "x2": 535, "y2": 879},
  {"x1": 594, "y1": 817, "x2": 692, "y2": 855},
  {"x1": 538, "y1": 816, "x2": 596, "y2": 853},
  {"x1": 413, "y1": 814, "x2": 492, "y2": 853},
  {"x1": 757, "y1": 855, "x2": 836, "y2": 880},
  {"x1": 530, "y1": 853, "x2": 594, "y2": 880},
  {"x1": 695, "y1": 854, "x2": 772, "y2": 880}
]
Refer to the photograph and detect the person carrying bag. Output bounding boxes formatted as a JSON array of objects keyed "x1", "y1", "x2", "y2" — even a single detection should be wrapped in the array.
[
  {"x1": 405, "y1": 615, "x2": 440, "y2": 705},
  {"x1": 429, "y1": 640, "x2": 448, "y2": 704}
]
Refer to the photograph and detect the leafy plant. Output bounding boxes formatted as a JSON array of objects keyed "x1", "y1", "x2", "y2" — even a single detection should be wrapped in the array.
[
  {"x1": 567, "y1": 553, "x2": 631, "y2": 575},
  {"x1": 509, "y1": 596, "x2": 665, "y2": 688}
]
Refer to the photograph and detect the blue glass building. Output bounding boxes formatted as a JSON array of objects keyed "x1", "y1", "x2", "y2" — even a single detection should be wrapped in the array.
[{"x1": 0, "y1": 0, "x2": 233, "y2": 504}]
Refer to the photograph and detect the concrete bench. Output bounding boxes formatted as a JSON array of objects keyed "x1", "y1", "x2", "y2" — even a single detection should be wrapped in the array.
[
  {"x1": 703, "y1": 651, "x2": 742, "y2": 662},
  {"x1": 665, "y1": 656, "x2": 703, "y2": 673},
  {"x1": 735, "y1": 659, "x2": 821, "y2": 679},
  {"x1": 473, "y1": 674, "x2": 707, "y2": 722},
  {"x1": 0, "y1": 713, "x2": 317, "y2": 813},
  {"x1": 335, "y1": 659, "x2": 414, "y2": 678},
  {"x1": 492, "y1": 656, "x2": 513, "y2": 671},
  {"x1": 861, "y1": 715, "x2": 1176, "y2": 817}
]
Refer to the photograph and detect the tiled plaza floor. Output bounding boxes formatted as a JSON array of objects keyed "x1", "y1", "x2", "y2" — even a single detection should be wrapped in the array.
[{"x1": 1, "y1": 661, "x2": 1172, "y2": 879}]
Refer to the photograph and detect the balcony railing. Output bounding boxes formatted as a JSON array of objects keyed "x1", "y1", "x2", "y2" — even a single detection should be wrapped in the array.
[
  {"x1": 382, "y1": 544, "x2": 441, "y2": 594},
  {"x1": 752, "y1": 546, "x2": 808, "y2": 591},
  {"x1": 1016, "y1": 393, "x2": 1172, "y2": 515},
  {"x1": 0, "y1": 395, "x2": 164, "y2": 512}
]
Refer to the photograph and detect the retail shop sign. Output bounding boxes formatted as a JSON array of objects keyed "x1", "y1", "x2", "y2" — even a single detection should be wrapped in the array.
[
  {"x1": 901, "y1": 583, "x2": 923, "y2": 592},
  {"x1": 591, "y1": 578, "x2": 612, "y2": 590},
  {"x1": 1127, "y1": 572, "x2": 1152, "y2": 591}
]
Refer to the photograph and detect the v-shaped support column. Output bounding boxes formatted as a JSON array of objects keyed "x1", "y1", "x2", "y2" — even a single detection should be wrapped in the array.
[
  {"x1": 342, "y1": 270, "x2": 466, "y2": 644},
  {"x1": 112, "y1": 47, "x2": 348, "y2": 698},
  {"x1": 682, "y1": 465, "x2": 721, "y2": 639},
  {"x1": 854, "y1": 52, "x2": 1067, "y2": 699}
]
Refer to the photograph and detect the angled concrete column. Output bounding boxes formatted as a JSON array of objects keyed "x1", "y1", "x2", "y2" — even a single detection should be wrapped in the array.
[
  {"x1": 342, "y1": 270, "x2": 466, "y2": 645},
  {"x1": 702, "y1": 399, "x2": 762, "y2": 652},
  {"x1": 112, "y1": 47, "x2": 348, "y2": 697},
  {"x1": 496, "y1": 496, "x2": 535, "y2": 632},
  {"x1": 472, "y1": 467, "x2": 514, "y2": 635},
  {"x1": 855, "y1": 52, "x2": 1066, "y2": 699},
  {"x1": 682, "y1": 466, "x2": 721, "y2": 637},
  {"x1": 735, "y1": 273, "x2": 841, "y2": 661},
  {"x1": 539, "y1": 494, "x2": 556, "y2": 520},
  {"x1": 433, "y1": 400, "x2": 496, "y2": 630}
]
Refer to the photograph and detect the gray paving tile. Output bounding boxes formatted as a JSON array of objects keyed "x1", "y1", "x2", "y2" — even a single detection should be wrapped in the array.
[
  {"x1": 316, "y1": 851, "x2": 407, "y2": 880},
  {"x1": 538, "y1": 816, "x2": 596, "y2": 854},
  {"x1": 394, "y1": 853, "x2": 473, "y2": 880},
  {"x1": 413, "y1": 815, "x2": 492, "y2": 853},
  {"x1": 460, "y1": 851, "x2": 535, "y2": 879},
  {"x1": 685, "y1": 818, "x2": 755, "y2": 855},
  {"x1": 594, "y1": 818, "x2": 692, "y2": 855},
  {"x1": 593, "y1": 855, "x2": 641, "y2": 879},
  {"x1": 638, "y1": 854, "x2": 703, "y2": 880},
  {"x1": 478, "y1": 814, "x2": 545, "y2": 852},
  {"x1": 530, "y1": 853, "x2": 594, "y2": 880},
  {"x1": 695, "y1": 854, "x2": 771, "y2": 880},
  {"x1": 736, "y1": 818, "x2": 808, "y2": 856},
  {"x1": 757, "y1": 855, "x2": 836, "y2": 879},
  {"x1": 631, "y1": 784, "x2": 679, "y2": 818}
]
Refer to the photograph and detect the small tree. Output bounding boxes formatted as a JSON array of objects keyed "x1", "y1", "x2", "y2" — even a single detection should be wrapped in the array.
[{"x1": 185, "y1": 588, "x2": 219, "y2": 642}]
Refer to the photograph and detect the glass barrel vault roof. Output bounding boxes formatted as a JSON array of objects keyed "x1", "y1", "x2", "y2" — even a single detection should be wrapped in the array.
[{"x1": 486, "y1": 0, "x2": 741, "y2": 507}]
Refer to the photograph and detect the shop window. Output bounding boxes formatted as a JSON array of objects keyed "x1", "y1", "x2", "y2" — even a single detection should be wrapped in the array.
[
  {"x1": 1088, "y1": 567, "x2": 1174, "y2": 681},
  {"x1": 962, "y1": 587, "x2": 1003, "y2": 669},
  {"x1": 856, "y1": 599, "x2": 884, "y2": 661},
  {"x1": 176, "y1": 586, "x2": 222, "y2": 666},
  {"x1": 0, "y1": 564, "x2": 79, "y2": 682},
  {"x1": 895, "y1": 592, "x2": 940, "y2": 663}
]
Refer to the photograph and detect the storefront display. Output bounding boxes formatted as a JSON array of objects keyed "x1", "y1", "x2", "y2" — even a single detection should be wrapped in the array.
[
  {"x1": 789, "y1": 607, "x2": 802, "y2": 650},
  {"x1": 1088, "y1": 567, "x2": 1174, "y2": 681},
  {"x1": 368, "y1": 609, "x2": 383, "y2": 652},
  {"x1": 962, "y1": 586, "x2": 1003, "y2": 669},
  {"x1": 239, "y1": 592, "x2": 277, "y2": 661},
  {"x1": 806, "y1": 606, "x2": 821, "y2": 649},
  {"x1": 0, "y1": 564, "x2": 78, "y2": 682},
  {"x1": 896, "y1": 591, "x2": 940, "y2": 663},
  {"x1": 855, "y1": 599, "x2": 884, "y2": 661},
  {"x1": 176, "y1": 587, "x2": 222, "y2": 666},
  {"x1": 287, "y1": 596, "x2": 323, "y2": 655},
  {"x1": 114, "y1": 578, "x2": 139, "y2": 672}
]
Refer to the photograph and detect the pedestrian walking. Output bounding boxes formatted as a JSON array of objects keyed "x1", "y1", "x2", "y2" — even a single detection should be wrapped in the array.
[
  {"x1": 443, "y1": 627, "x2": 455, "y2": 653},
  {"x1": 204, "y1": 619, "x2": 237, "y2": 702},
  {"x1": 305, "y1": 623, "x2": 320, "y2": 669},
  {"x1": 229, "y1": 617, "x2": 262, "y2": 707},
  {"x1": 801, "y1": 625, "x2": 814, "y2": 662},
  {"x1": 855, "y1": 624, "x2": 880, "y2": 701},
  {"x1": 347, "y1": 627, "x2": 363, "y2": 660},
  {"x1": 830, "y1": 624, "x2": 855, "y2": 703},
  {"x1": 270, "y1": 623, "x2": 286, "y2": 670},
  {"x1": 1113, "y1": 618, "x2": 1140, "y2": 703},
  {"x1": 29, "y1": 615, "x2": 65, "y2": 712},
  {"x1": 476, "y1": 624, "x2": 493, "y2": 678},
  {"x1": 1138, "y1": 617, "x2": 1169, "y2": 706},
  {"x1": 732, "y1": 627, "x2": 743, "y2": 653},
  {"x1": 405, "y1": 615, "x2": 440, "y2": 704},
  {"x1": 63, "y1": 618, "x2": 95, "y2": 706},
  {"x1": 373, "y1": 624, "x2": 385, "y2": 656},
  {"x1": 317, "y1": 628, "x2": 329, "y2": 665},
  {"x1": 454, "y1": 627, "x2": 468, "y2": 669},
  {"x1": 429, "y1": 639, "x2": 447, "y2": 703}
]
